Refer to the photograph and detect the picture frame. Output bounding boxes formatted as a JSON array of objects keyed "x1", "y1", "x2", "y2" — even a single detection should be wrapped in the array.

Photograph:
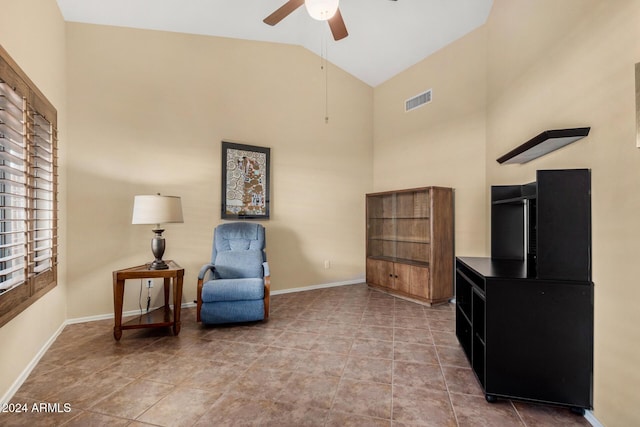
[{"x1": 221, "y1": 141, "x2": 271, "y2": 219}]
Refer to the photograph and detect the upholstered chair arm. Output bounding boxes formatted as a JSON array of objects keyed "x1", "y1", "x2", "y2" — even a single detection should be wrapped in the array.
[
  {"x1": 198, "y1": 263, "x2": 216, "y2": 281},
  {"x1": 196, "y1": 263, "x2": 216, "y2": 322},
  {"x1": 262, "y1": 261, "x2": 271, "y2": 320}
]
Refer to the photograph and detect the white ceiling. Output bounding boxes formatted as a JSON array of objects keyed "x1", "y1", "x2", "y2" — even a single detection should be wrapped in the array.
[{"x1": 56, "y1": 0, "x2": 493, "y2": 87}]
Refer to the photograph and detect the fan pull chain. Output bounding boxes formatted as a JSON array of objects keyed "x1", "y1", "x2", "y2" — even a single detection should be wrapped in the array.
[
  {"x1": 325, "y1": 61, "x2": 329, "y2": 125},
  {"x1": 321, "y1": 31, "x2": 329, "y2": 124}
]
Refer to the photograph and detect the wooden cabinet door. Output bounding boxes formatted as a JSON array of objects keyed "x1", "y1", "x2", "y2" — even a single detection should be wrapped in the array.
[
  {"x1": 410, "y1": 265, "x2": 430, "y2": 299},
  {"x1": 393, "y1": 263, "x2": 411, "y2": 295},
  {"x1": 366, "y1": 258, "x2": 394, "y2": 288}
]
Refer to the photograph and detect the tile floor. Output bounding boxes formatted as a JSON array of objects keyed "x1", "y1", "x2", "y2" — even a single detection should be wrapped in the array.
[{"x1": 2, "y1": 284, "x2": 591, "y2": 426}]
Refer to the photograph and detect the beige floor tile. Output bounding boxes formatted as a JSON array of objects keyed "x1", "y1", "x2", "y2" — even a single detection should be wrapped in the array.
[
  {"x1": 310, "y1": 334, "x2": 354, "y2": 354},
  {"x1": 394, "y1": 326, "x2": 434, "y2": 345},
  {"x1": 393, "y1": 384, "x2": 457, "y2": 426},
  {"x1": 513, "y1": 401, "x2": 592, "y2": 426},
  {"x1": 276, "y1": 372, "x2": 340, "y2": 409},
  {"x1": 325, "y1": 411, "x2": 391, "y2": 427},
  {"x1": 356, "y1": 324, "x2": 394, "y2": 342},
  {"x1": 136, "y1": 387, "x2": 222, "y2": 427},
  {"x1": 436, "y1": 345, "x2": 471, "y2": 368},
  {"x1": 441, "y1": 366, "x2": 484, "y2": 396},
  {"x1": 394, "y1": 315, "x2": 430, "y2": 330},
  {"x1": 226, "y1": 365, "x2": 293, "y2": 400},
  {"x1": 89, "y1": 379, "x2": 174, "y2": 419},
  {"x1": 343, "y1": 356, "x2": 393, "y2": 384},
  {"x1": 332, "y1": 378, "x2": 392, "y2": 419},
  {"x1": 350, "y1": 337, "x2": 394, "y2": 359},
  {"x1": 431, "y1": 330, "x2": 459, "y2": 347},
  {"x1": 46, "y1": 370, "x2": 136, "y2": 410},
  {"x1": 64, "y1": 410, "x2": 131, "y2": 426},
  {"x1": 394, "y1": 341, "x2": 440, "y2": 365},
  {"x1": 296, "y1": 351, "x2": 348, "y2": 377},
  {"x1": 450, "y1": 392, "x2": 524, "y2": 427},
  {"x1": 393, "y1": 360, "x2": 447, "y2": 391}
]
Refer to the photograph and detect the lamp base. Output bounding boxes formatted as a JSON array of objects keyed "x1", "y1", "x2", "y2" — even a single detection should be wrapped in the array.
[
  {"x1": 149, "y1": 228, "x2": 169, "y2": 270},
  {"x1": 149, "y1": 259, "x2": 169, "y2": 270}
]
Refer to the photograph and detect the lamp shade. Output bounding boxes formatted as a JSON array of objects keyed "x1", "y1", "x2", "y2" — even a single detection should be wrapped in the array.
[
  {"x1": 305, "y1": 0, "x2": 339, "y2": 21},
  {"x1": 132, "y1": 195, "x2": 183, "y2": 225}
]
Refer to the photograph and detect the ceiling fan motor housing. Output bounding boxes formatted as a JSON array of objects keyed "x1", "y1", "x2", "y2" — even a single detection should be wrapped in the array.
[{"x1": 305, "y1": 0, "x2": 339, "y2": 21}]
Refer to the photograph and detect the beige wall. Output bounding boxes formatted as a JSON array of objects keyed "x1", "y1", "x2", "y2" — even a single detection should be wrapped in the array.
[
  {"x1": 65, "y1": 23, "x2": 373, "y2": 318},
  {"x1": 373, "y1": 26, "x2": 488, "y2": 259},
  {"x1": 0, "y1": 0, "x2": 67, "y2": 400},
  {"x1": 486, "y1": 1, "x2": 640, "y2": 425},
  {"x1": 375, "y1": 0, "x2": 640, "y2": 424}
]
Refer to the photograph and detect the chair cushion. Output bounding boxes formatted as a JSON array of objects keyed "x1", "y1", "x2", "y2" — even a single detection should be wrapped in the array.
[
  {"x1": 201, "y1": 278, "x2": 264, "y2": 302},
  {"x1": 214, "y1": 223, "x2": 264, "y2": 254},
  {"x1": 214, "y1": 249, "x2": 263, "y2": 279},
  {"x1": 229, "y1": 239, "x2": 251, "y2": 251},
  {"x1": 200, "y1": 300, "x2": 264, "y2": 324}
]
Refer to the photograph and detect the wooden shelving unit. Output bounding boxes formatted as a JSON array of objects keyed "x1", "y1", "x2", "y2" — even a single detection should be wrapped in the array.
[{"x1": 366, "y1": 187, "x2": 454, "y2": 305}]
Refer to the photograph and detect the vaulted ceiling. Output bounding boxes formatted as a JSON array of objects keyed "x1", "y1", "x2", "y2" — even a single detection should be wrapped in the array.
[{"x1": 56, "y1": 0, "x2": 494, "y2": 87}]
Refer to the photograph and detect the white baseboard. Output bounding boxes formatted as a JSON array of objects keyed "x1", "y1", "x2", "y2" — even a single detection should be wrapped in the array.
[
  {"x1": 585, "y1": 410, "x2": 604, "y2": 427},
  {"x1": 66, "y1": 303, "x2": 196, "y2": 325},
  {"x1": 271, "y1": 277, "x2": 365, "y2": 295}
]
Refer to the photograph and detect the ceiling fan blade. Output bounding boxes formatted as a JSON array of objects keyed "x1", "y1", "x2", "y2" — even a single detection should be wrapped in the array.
[
  {"x1": 263, "y1": 0, "x2": 305, "y2": 26},
  {"x1": 328, "y1": 8, "x2": 348, "y2": 41}
]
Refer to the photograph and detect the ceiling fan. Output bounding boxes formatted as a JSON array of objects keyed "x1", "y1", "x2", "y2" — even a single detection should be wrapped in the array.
[{"x1": 263, "y1": 0, "x2": 348, "y2": 41}]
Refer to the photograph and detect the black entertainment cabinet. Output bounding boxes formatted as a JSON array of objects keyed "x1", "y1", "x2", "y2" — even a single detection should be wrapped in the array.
[{"x1": 456, "y1": 169, "x2": 593, "y2": 413}]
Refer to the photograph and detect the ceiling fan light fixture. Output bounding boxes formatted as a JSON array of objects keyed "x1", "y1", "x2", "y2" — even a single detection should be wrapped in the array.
[{"x1": 305, "y1": 0, "x2": 339, "y2": 21}]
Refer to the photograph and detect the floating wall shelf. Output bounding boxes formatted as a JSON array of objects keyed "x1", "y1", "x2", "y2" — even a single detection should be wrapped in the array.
[{"x1": 497, "y1": 127, "x2": 591, "y2": 164}]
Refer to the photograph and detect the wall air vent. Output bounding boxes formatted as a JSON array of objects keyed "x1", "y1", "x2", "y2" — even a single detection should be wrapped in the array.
[{"x1": 405, "y1": 89, "x2": 432, "y2": 112}]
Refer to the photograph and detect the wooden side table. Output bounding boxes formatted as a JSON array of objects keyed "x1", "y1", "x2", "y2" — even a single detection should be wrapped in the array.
[{"x1": 112, "y1": 260, "x2": 184, "y2": 341}]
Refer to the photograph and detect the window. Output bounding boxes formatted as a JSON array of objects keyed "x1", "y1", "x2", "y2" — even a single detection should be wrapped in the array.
[{"x1": 0, "y1": 45, "x2": 58, "y2": 327}]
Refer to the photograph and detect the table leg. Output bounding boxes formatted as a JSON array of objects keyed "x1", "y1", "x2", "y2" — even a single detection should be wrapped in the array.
[
  {"x1": 163, "y1": 277, "x2": 170, "y2": 308},
  {"x1": 113, "y1": 278, "x2": 125, "y2": 341},
  {"x1": 173, "y1": 275, "x2": 183, "y2": 335}
]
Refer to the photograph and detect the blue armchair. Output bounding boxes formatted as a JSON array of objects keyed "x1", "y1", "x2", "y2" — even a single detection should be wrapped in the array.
[{"x1": 196, "y1": 222, "x2": 270, "y2": 324}]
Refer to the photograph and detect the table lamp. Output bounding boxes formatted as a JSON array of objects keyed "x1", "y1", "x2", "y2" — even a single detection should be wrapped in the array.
[{"x1": 132, "y1": 194, "x2": 183, "y2": 270}]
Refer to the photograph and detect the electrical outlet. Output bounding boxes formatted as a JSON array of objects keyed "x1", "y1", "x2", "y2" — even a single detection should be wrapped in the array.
[
  {"x1": 324, "y1": 260, "x2": 331, "y2": 269},
  {"x1": 147, "y1": 280, "x2": 153, "y2": 288}
]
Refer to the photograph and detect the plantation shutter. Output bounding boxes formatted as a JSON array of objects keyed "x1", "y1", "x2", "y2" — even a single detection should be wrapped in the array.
[
  {"x1": 0, "y1": 80, "x2": 27, "y2": 293},
  {"x1": 29, "y1": 110, "x2": 55, "y2": 276},
  {"x1": 0, "y1": 44, "x2": 58, "y2": 327}
]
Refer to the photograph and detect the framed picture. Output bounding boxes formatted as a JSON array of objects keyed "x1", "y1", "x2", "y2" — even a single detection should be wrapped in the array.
[{"x1": 221, "y1": 141, "x2": 271, "y2": 219}]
